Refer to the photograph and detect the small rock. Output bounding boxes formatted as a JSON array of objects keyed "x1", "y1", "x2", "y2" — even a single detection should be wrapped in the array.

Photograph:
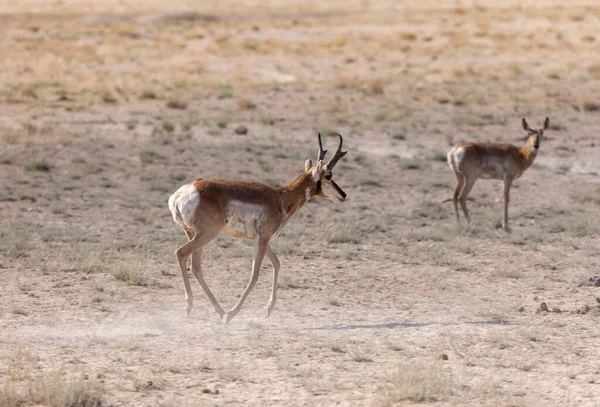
[
  {"x1": 235, "y1": 125, "x2": 248, "y2": 135},
  {"x1": 572, "y1": 304, "x2": 591, "y2": 314},
  {"x1": 536, "y1": 302, "x2": 549, "y2": 313},
  {"x1": 518, "y1": 306, "x2": 525, "y2": 312},
  {"x1": 439, "y1": 353, "x2": 449, "y2": 361}
]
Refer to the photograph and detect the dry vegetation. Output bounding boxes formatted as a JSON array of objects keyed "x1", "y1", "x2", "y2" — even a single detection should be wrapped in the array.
[{"x1": 1, "y1": 0, "x2": 600, "y2": 405}]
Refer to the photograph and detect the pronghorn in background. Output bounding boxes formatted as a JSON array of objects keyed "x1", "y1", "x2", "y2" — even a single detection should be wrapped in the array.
[
  {"x1": 447, "y1": 117, "x2": 550, "y2": 232},
  {"x1": 168, "y1": 133, "x2": 348, "y2": 323}
]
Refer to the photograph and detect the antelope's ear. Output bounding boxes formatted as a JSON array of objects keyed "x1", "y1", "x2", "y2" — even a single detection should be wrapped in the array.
[
  {"x1": 543, "y1": 117, "x2": 550, "y2": 130},
  {"x1": 305, "y1": 159, "x2": 313, "y2": 171},
  {"x1": 522, "y1": 118, "x2": 530, "y2": 132}
]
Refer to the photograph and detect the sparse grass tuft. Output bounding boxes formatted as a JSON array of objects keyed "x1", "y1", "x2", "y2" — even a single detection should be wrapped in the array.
[
  {"x1": 366, "y1": 78, "x2": 385, "y2": 95},
  {"x1": 384, "y1": 363, "x2": 451, "y2": 403},
  {"x1": 399, "y1": 158, "x2": 425, "y2": 170},
  {"x1": 328, "y1": 297, "x2": 342, "y2": 307},
  {"x1": 139, "y1": 150, "x2": 163, "y2": 164},
  {"x1": 324, "y1": 221, "x2": 361, "y2": 244},
  {"x1": 237, "y1": 97, "x2": 256, "y2": 110},
  {"x1": 496, "y1": 268, "x2": 523, "y2": 279},
  {"x1": 567, "y1": 217, "x2": 596, "y2": 237},
  {"x1": 406, "y1": 227, "x2": 448, "y2": 242},
  {"x1": 115, "y1": 261, "x2": 148, "y2": 286},
  {"x1": 25, "y1": 159, "x2": 51, "y2": 172},
  {"x1": 140, "y1": 90, "x2": 157, "y2": 99},
  {"x1": 0, "y1": 222, "x2": 30, "y2": 258},
  {"x1": 588, "y1": 62, "x2": 600, "y2": 79},
  {"x1": 374, "y1": 111, "x2": 387, "y2": 122},
  {"x1": 350, "y1": 350, "x2": 373, "y2": 363},
  {"x1": 331, "y1": 344, "x2": 345, "y2": 353},
  {"x1": 101, "y1": 91, "x2": 118, "y2": 104},
  {"x1": 1, "y1": 370, "x2": 103, "y2": 407},
  {"x1": 354, "y1": 154, "x2": 368, "y2": 166},
  {"x1": 166, "y1": 100, "x2": 187, "y2": 109},
  {"x1": 413, "y1": 202, "x2": 448, "y2": 220},
  {"x1": 427, "y1": 151, "x2": 448, "y2": 163},
  {"x1": 217, "y1": 85, "x2": 233, "y2": 99}
]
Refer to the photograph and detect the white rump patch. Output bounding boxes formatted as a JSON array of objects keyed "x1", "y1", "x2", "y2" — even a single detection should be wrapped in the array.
[
  {"x1": 450, "y1": 146, "x2": 465, "y2": 171},
  {"x1": 169, "y1": 183, "x2": 200, "y2": 227},
  {"x1": 223, "y1": 200, "x2": 269, "y2": 237}
]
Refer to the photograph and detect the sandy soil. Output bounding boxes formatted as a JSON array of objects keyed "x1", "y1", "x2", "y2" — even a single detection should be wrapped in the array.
[{"x1": 1, "y1": 1, "x2": 600, "y2": 406}]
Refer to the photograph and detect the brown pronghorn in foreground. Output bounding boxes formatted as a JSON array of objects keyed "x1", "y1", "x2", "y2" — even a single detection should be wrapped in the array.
[
  {"x1": 168, "y1": 133, "x2": 347, "y2": 323},
  {"x1": 447, "y1": 117, "x2": 549, "y2": 232}
]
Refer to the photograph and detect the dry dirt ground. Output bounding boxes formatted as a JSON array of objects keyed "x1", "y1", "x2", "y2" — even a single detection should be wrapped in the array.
[{"x1": 2, "y1": 1, "x2": 600, "y2": 406}]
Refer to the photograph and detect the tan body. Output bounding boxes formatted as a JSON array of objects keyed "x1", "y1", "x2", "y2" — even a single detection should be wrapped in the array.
[
  {"x1": 447, "y1": 117, "x2": 549, "y2": 231},
  {"x1": 168, "y1": 133, "x2": 347, "y2": 323}
]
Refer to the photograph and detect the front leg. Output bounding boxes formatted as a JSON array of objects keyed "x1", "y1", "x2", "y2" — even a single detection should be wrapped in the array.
[
  {"x1": 502, "y1": 175, "x2": 513, "y2": 232},
  {"x1": 264, "y1": 245, "x2": 281, "y2": 318},
  {"x1": 224, "y1": 236, "x2": 269, "y2": 324}
]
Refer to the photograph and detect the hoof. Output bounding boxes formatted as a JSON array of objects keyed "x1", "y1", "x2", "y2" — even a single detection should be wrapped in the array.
[
  {"x1": 223, "y1": 313, "x2": 235, "y2": 325},
  {"x1": 264, "y1": 306, "x2": 273, "y2": 319},
  {"x1": 186, "y1": 307, "x2": 192, "y2": 317}
]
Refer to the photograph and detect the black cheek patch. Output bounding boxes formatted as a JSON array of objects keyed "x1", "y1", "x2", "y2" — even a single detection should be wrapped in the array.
[{"x1": 316, "y1": 180, "x2": 322, "y2": 190}]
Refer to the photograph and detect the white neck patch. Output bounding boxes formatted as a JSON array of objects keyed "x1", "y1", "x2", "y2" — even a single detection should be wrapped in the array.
[{"x1": 305, "y1": 187, "x2": 311, "y2": 202}]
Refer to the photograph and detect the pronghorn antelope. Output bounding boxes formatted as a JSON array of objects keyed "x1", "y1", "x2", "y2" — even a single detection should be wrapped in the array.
[
  {"x1": 447, "y1": 117, "x2": 549, "y2": 232},
  {"x1": 168, "y1": 133, "x2": 348, "y2": 323}
]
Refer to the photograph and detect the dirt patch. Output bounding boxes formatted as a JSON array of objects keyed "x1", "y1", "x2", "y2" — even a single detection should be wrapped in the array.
[{"x1": 2, "y1": 1, "x2": 600, "y2": 406}]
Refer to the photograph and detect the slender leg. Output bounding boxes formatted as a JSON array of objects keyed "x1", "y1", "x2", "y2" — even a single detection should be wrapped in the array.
[
  {"x1": 191, "y1": 249, "x2": 225, "y2": 319},
  {"x1": 263, "y1": 245, "x2": 281, "y2": 318},
  {"x1": 502, "y1": 175, "x2": 513, "y2": 232},
  {"x1": 224, "y1": 236, "x2": 269, "y2": 324},
  {"x1": 459, "y1": 177, "x2": 477, "y2": 222},
  {"x1": 178, "y1": 229, "x2": 195, "y2": 316},
  {"x1": 175, "y1": 229, "x2": 219, "y2": 317},
  {"x1": 453, "y1": 173, "x2": 465, "y2": 223}
]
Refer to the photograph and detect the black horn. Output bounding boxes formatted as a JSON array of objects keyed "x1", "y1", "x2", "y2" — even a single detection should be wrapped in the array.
[{"x1": 325, "y1": 132, "x2": 347, "y2": 170}]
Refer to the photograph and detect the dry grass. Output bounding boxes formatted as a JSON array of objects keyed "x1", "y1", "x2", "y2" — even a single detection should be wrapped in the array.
[
  {"x1": 1, "y1": 2, "x2": 600, "y2": 406},
  {"x1": 0, "y1": 222, "x2": 30, "y2": 259},
  {"x1": 0, "y1": 369, "x2": 103, "y2": 407},
  {"x1": 383, "y1": 362, "x2": 452, "y2": 404},
  {"x1": 323, "y1": 221, "x2": 361, "y2": 244},
  {"x1": 114, "y1": 261, "x2": 148, "y2": 286}
]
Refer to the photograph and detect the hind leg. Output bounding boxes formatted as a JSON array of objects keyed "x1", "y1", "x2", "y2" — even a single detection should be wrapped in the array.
[
  {"x1": 459, "y1": 177, "x2": 477, "y2": 222},
  {"x1": 263, "y1": 245, "x2": 281, "y2": 318},
  {"x1": 190, "y1": 248, "x2": 225, "y2": 319},
  {"x1": 452, "y1": 173, "x2": 465, "y2": 223},
  {"x1": 176, "y1": 227, "x2": 221, "y2": 317}
]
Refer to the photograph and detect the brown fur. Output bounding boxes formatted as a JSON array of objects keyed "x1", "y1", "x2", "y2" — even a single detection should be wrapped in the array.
[
  {"x1": 169, "y1": 147, "x2": 347, "y2": 324},
  {"x1": 447, "y1": 117, "x2": 549, "y2": 232}
]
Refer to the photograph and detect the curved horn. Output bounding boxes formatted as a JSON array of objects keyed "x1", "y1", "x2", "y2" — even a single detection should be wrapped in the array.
[
  {"x1": 317, "y1": 132, "x2": 327, "y2": 162},
  {"x1": 325, "y1": 132, "x2": 347, "y2": 170}
]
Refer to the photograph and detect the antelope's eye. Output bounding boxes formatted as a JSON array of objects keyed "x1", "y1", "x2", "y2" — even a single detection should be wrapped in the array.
[{"x1": 325, "y1": 174, "x2": 332, "y2": 180}]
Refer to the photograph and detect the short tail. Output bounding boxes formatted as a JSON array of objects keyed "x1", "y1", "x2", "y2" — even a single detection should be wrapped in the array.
[
  {"x1": 168, "y1": 193, "x2": 182, "y2": 224},
  {"x1": 447, "y1": 148, "x2": 458, "y2": 173}
]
